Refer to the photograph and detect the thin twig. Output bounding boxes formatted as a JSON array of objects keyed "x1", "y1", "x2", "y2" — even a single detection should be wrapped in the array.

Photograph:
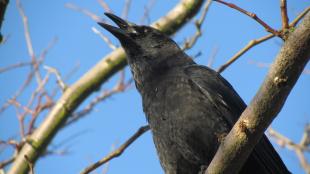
[
  {"x1": 65, "y1": 78, "x2": 132, "y2": 126},
  {"x1": 290, "y1": 7, "x2": 310, "y2": 27},
  {"x1": 0, "y1": 61, "x2": 32, "y2": 73},
  {"x1": 280, "y1": 0, "x2": 289, "y2": 30},
  {"x1": 65, "y1": 3, "x2": 104, "y2": 22},
  {"x1": 97, "y1": 0, "x2": 113, "y2": 13},
  {"x1": 0, "y1": 156, "x2": 15, "y2": 169},
  {"x1": 27, "y1": 94, "x2": 54, "y2": 135},
  {"x1": 268, "y1": 127, "x2": 310, "y2": 173},
  {"x1": 182, "y1": 0, "x2": 212, "y2": 50},
  {"x1": 0, "y1": 139, "x2": 21, "y2": 150},
  {"x1": 9, "y1": 99, "x2": 27, "y2": 138},
  {"x1": 25, "y1": 70, "x2": 51, "y2": 110},
  {"x1": 8, "y1": 70, "x2": 52, "y2": 138},
  {"x1": 80, "y1": 125, "x2": 150, "y2": 174},
  {"x1": 6, "y1": 1, "x2": 208, "y2": 173},
  {"x1": 217, "y1": 6, "x2": 310, "y2": 73},
  {"x1": 217, "y1": 34, "x2": 274, "y2": 73},
  {"x1": 37, "y1": 37, "x2": 58, "y2": 63},
  {"x1": 92, "y1": 27, "x2": 117, "y2": 50},
  {"x1": 214, "y1": 0, "x2": 281, "y2": 36},
  {"x1": 16, "y1": 0, "x2": 42, "y2": 85},
  {"x1": 268, "y1": 128, "x2": 310, "y2": 152},
  {"x1": 140, "y1": 0, "x2": 157, "y2": 24},
  {"x1": 0, "y1": 70, "x2": 34, "y2": 114},
  {"x1": 44, "y1": 65, "x2": 67, "y2": 91},
  {"x1": 0, "y1": 7, "x2": 56, "y2": 115},
  {"x1": 122, "y1": 0, "x2": 132, "y2": 19},
  {"x1": 51, "y1": 62, "x2": 80, "y2": 98}
]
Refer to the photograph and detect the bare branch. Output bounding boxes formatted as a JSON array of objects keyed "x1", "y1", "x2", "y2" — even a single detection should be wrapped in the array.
[
  {"x1": 206, "y1": 12, "x2": 310, "y2": 174},
  {"x1": 0, "y1": 12, "x2": 56, "y2": 115},
  {"x1": 217, "y1": 34, "x2": 274, "y2": 73},
  {"x1": 0, "y1": 71, "x2": 33, "y2": 114},
  {"x1": 92, "y1": 27, "x2": 117, "y2": 50},
  {"x1": 182, "y1": 0, "x2": 212, "y2": 50},
  {"x1": 37, "y1": 37, "x2": 58, "y2": 63},
  {"x1": 7, "y1": 1, "x2": 206, "y2": 173},
  {"x1": 27, "y1": 94, "x2": 54, "y2": 135},
  {"x1": 0, "y1": 156, "x2": 15, "y2": 169},
  {"x1": 16, "y1": 0, "x2": 42, "y2": 85},
  {"x1": 290, "y1": 7, "x2": 310, "y2": 27},
  {"x1": 140, "y1": 0, "x2": 157, "y2": 24},
  {"x1": 268, "y1": 128, "x2": 310, "y2": 152},
  {"x1": 214, "y1": 0, "x2": 281, "y2": 36},
  {"x1": 280, "y1": 0, "x2": 289, "y2": 30},
  {"x1": 44, "y1": 65, "x2": 67, "y2": 91},
  {"x1": 122, "y1": 0, "x2": 132, "y2": 19},
  {"x1": 80, "y1": 125, "x2": 150, "y2": 174},
  {"x1": 50, "y1": 62, "x2": 80, "y2": 98},
  {"x1": 65, "y1": 77, "x2": 132, "y2": 126},
  {"x1": 97, "y1": 0, "x2": 113, "y2": 13},
  {"x1": 217, "y1": 6, "x2": 310, "y2": 73},
  {"x1": 0, "y1": 61, "x2": 32, "y2": 73},
  {"x1": 268, "y1": 127, "x2": 310, "y2": 173},
  {"x1": 65, "y1": 3, "x2": 104, "y2": 22}
]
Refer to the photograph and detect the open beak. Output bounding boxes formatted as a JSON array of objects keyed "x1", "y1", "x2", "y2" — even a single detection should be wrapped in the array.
[{"x1": 98, "y1": 13, "x2": 135, "y2": 40}]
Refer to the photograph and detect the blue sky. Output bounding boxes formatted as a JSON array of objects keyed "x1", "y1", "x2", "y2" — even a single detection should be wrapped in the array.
[{"x1": 0, "y1": 0, "x2": 309, "y2": 174}]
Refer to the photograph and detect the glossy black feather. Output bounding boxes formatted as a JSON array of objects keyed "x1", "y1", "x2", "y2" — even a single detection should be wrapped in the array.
[{"x1": 99, "y1": 13, "x2": 290, "y2": 174}]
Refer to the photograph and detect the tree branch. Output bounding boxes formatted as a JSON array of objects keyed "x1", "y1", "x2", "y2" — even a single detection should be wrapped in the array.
[
  {"x1": 280, "y1": 0, "x2": 289, "y2": 30},
  {"x1": 217, "y1": 34, "x2": 274, "y2": 73},
  {"x1": 268, "y1": 126, "x2": 310, "y2": 173},
  {"x1": 214, "y1": 0, "x2": 281, "y2": 36},
  {"x1": 7, "y1": 1, "x2": 205, "y2": 174},
  {"x1": 80, "y1": 125, "x2": 150, "y2": 174},
  {"x1": 206, "y1": 12, "x2": 310, "y2": 174},
  {"x1": 217, "y1": 6, "x2": 310, "y2": 73}
]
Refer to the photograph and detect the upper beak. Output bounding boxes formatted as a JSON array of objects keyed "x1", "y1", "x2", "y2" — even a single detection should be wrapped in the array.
[
  {"x1": 105, "y1": 13, "x2": 130, "y2": 29},
  {"x1": 98, "y1": 13, "x2": 135, "y2": 39}
]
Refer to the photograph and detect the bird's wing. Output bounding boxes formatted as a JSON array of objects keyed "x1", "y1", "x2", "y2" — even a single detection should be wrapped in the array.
[{"x1": 184, "y1": 64, "x2": 290, "y2": 174}]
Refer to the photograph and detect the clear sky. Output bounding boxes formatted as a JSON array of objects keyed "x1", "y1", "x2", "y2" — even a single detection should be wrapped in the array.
[{"x1": 0, "y1": 0, "x2": 309, "y2": 174}]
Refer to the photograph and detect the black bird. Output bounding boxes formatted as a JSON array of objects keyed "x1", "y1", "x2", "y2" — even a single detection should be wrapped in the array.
[{"x1": 98, "y1": 13, "x2": 290, "y2": 174}]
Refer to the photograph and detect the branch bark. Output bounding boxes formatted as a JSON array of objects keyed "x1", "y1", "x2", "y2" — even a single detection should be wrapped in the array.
[
  {"x1": 206, "y1": 12, "x2": 310, "y2": 174},
  {"x1": 7, "y1": 1, "x2": 205, "y2": 174}
]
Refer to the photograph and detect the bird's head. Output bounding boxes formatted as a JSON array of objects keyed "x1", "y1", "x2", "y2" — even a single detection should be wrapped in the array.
[{"x1": 98, "y1": 13, "x2": 182, "y2": 63}]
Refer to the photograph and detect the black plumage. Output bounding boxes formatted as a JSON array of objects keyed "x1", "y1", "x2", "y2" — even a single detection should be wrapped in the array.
[{"x1": 98, "y1": 13, "x2": 290, "y2": 174}]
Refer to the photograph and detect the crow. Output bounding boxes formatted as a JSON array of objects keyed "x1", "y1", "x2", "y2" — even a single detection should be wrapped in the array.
[{"x1": 98, "y1": 13, "x2": 290, "y2": 174}]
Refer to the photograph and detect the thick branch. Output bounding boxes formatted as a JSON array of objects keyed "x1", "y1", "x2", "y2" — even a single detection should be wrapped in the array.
[
  {"x1": 206, "y1": 12, "x2": 310, "y2": 174},
  {"x1": 7, "y1": 1, "x2": 205, "y2": 174}
]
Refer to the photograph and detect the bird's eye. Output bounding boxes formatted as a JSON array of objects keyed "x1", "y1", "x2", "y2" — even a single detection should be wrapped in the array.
[
  {"x1": 143, "y1": 27, "x2": 150, "y2": 33},
  {"x1": 135, "y1": 26, "x2": 150, "y2": 34},
  {"x1": 129, "y1": 26, "x2": 151, "y2": 38}
]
